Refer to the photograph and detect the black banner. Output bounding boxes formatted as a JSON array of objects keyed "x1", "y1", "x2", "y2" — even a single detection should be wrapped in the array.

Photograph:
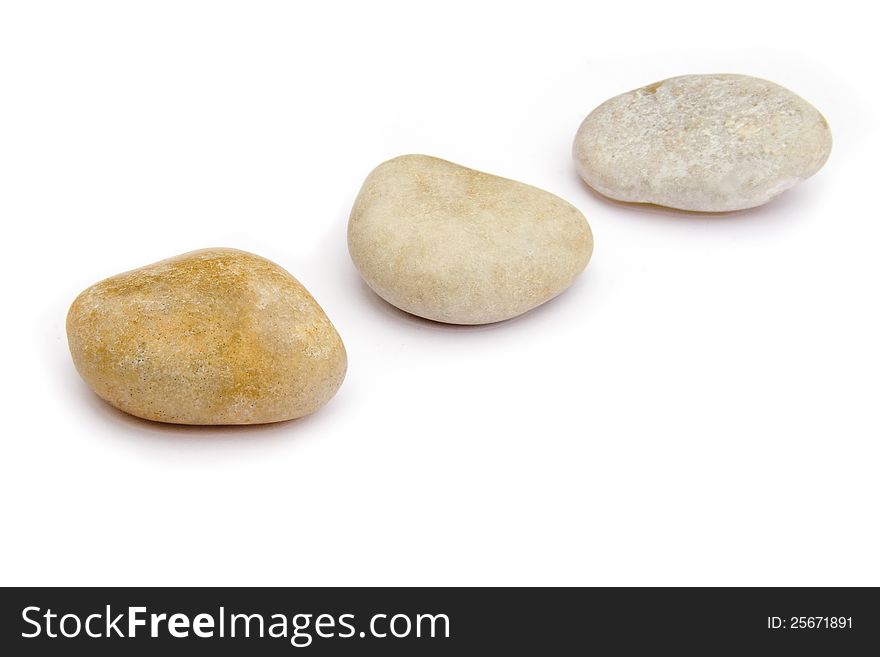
[{"x1": 1, "y1": 587, "x2": 877, "y2": 654}]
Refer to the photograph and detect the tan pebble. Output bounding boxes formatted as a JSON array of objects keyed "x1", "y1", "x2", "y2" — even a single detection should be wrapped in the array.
[
  {"x1": 66, "y1": 248, "x2": 347, "y2": 425},
  {"x1": 348, "y1": 154, "x2": 593, "y2": 324}
]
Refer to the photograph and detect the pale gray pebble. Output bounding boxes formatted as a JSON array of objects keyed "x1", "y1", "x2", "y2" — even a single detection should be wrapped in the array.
[{"x1": 573, "y1": 74, "x2": 832, "y2": 212}]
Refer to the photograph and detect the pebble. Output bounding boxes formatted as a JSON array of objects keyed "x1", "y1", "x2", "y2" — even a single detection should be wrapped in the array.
[
  {"x1": 66, "y1": 248, "x2": 347, "y2": 425},
  {"x1": 573, "y1": 74, "x2": 832, "y2": 212},
  {"x1": 348, "y1": 154, "x2": 593, "y2": 324}
]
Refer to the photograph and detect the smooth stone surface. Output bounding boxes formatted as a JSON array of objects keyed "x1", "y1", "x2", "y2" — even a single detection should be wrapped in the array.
[
  {"x1": 573, "y1": 74, "x2": 832, "y2": 212},
  {"x1": 348, "y1": 155, "x2": 593, "y2": 325},
  {"x1": 67, "y1": 248, "x2": 347, "y2": 425}
]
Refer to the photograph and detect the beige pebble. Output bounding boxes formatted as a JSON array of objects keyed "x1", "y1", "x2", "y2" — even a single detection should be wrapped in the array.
[
  {"x1": 348, "y1": 154, "x2": 593, "y2": 324},
  {"x1": 66, "y1": 248, "x2": 347, "y2": 425},
  {"x1": 573, "y1": 74, "x2": 832, "y2": 212}
]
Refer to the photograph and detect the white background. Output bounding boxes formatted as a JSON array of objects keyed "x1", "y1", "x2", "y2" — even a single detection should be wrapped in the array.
[{"x1": 1, "y1": 0, "x2": 877, "y2": 586}]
